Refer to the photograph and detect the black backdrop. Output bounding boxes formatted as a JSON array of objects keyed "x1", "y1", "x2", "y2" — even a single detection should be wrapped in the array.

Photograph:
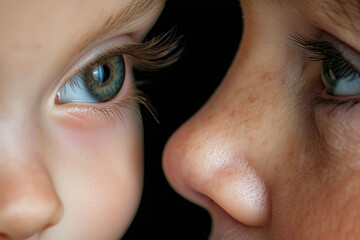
[{"x1": 123, "y1": 1, "x2": 242, "y2": 239}]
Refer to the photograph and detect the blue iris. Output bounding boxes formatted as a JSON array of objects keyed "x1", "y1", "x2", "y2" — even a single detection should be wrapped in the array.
[
  {"x1": 321, "y1": 57, "x2": 360, "y2": 96},
  {"x1": 57, "y1": 56, "x2": 125, "y2": 103}
]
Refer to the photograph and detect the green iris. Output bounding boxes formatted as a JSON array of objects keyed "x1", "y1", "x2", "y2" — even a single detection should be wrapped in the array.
[
  {"x1": 321, "y1": 59, "x2": 360, "y2": 96},
  {"x1": 84, "y1": 56, "x2": 125, "y2": 102},
  {"x1": 321, "y1": 60, "x2": 336, "y2": 94}
]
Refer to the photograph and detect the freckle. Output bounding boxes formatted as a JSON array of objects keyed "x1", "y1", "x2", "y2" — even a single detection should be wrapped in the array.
[
  {"x1": 14, "y1": 43, "x2": 22, "y2": 50},
  {"x1": 241, "y1": 118, "x2": 250, "y2": 125},
  {"x1": 235, "y1": 88, "x2": 243, "y2": 96},
  {"x1": 261, "y1": 72, "x2": 268, "y2": 80},
  {"x1": 260, "y1": 71, "x2": 276, "y2": 83},
  {"x1": 248, "y1": 95, "x2": 257, "y2": 103},
  {"x1": 241, "y1": 48, "x2": 250, "y2": 58},
  {"x1": 32, "y1": 43, "x2": 42, "y2": 50}
]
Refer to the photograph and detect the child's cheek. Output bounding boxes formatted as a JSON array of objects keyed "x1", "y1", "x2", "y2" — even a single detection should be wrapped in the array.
[
  {"x1": 50, "y1": 103, "x2": 142, "y2": 155},
  {"x1": 45, "y1": 107, "x2": 143, "y2": 238},
  {"x1": 50, "y1": 107, "x2": 143, "y2": 183}
]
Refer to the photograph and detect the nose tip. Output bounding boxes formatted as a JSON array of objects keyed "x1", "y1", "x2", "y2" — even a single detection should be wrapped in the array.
[
  {"x1": 163, "y1": 121, "x2": 270, "y2": 227},
  {"x1": 0, "y1": 194, "x2": 63, "y2": 239},
  {"x1": 0, "y1": 165, "x2": 63, "y2": 239}
]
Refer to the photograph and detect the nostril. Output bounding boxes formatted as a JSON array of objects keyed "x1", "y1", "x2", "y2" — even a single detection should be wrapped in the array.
[
  {"x1": 0, "y1": 233, "x2": 9, "y2": 239},
  {"x1": 0, "y1": 200, "x2": 62, "y2": 239},
  {"x1": 42, "y1": 223, "x2": 56, "y2": 232}
]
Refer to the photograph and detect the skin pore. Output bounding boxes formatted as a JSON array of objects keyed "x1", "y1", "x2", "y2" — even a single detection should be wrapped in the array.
[
  {"x1": 0, "y1": 0, "x2": 165, "y2": 239},
  {"x1": 163, "y1": 0, "x2": 360, "y2": 239}
]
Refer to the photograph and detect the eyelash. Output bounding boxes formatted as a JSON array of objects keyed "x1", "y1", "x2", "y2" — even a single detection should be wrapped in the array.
[
  {"x1": 291, "y1": 34, "x2": 360, "y2": 108},
  {"x1": 62, "y1": 32, "x2": 182, "y2": 124}
]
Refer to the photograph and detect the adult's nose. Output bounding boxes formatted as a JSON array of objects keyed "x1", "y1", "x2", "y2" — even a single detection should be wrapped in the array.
[
  {"x1": 163, "y1": 85, "x2": 270, "y2": 227},
  {"x1": 0, "y1": 122, "x2": 63, "y2": 239}
]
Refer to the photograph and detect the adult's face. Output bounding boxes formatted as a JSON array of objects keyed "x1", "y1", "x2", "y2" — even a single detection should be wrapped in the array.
[{"x1": 164, "y1": 0, "x2": 360, "y2": 239}]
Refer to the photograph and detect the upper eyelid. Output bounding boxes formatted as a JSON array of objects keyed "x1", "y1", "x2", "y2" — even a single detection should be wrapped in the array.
[
  {"x1": 290, "y1": 33, "x2": 360, "y2": 72},
  {"x1": 290, "y1": 34, "x2": 340, "y2": 61},
  {"x1": 57, "y1": 31, "x2": 181, "y2": 93},
  {"x1": 57, "y1": 35, "x2": 133, "y2": 92}
]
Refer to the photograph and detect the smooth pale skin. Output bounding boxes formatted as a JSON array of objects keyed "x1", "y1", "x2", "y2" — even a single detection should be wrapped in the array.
[
  {"x1": 0, "y1": 0, "x2": 164, "y2": 239},
  {"x1": 163, "y1": 0, "x2": 360, "y2": 239}
]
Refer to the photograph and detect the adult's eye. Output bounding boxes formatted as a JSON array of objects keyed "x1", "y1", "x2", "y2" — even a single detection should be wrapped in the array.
[
  {"x1": 57, "y1": 56, "x2": 125, "y2": 104},
  {"x1": 291, "y1": 34, "x2": 360, "y2": 97},
  {"x1": 321, "y1": 57, "x2": 360, "y2": 96}
]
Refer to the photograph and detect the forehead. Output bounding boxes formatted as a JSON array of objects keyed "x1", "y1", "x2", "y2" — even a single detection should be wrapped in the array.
[
  {"x1": 243, "y1": 0, "x2": 360, "y2": 49},
  {"x1": 0, "y1": 0, "x2": 161, "y2": 44},
  {"x1": 0, "y1": 0, "x2": 164, "y2": 96},
  {"x1": 0, "y1": 0, "x2": 164, "y2": 64},
  {"x1": 244, "y1": 0, "x2": 360, "y2": 20}
]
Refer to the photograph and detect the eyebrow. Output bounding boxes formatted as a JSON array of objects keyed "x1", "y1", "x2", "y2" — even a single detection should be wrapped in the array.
[
  {"x1": 82, "y1": 0, "x2": 164, "y2": 49},
  {"x1": 287, "y1": 0, "x2": 360, "y2": 32},
  {"x1": 100, "y1": 0, "x2": 164, "y2": 37},
  {"x1": 245, "y1": 0, "x2": 360, "y2": 36}
]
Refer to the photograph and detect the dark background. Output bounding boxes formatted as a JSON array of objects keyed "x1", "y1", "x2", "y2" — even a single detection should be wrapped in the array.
[{"x1": 123, "y1": 1, "x2": 242, "y2": 239}]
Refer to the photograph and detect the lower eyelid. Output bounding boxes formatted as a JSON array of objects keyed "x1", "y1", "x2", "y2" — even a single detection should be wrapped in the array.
[
  {"x1": 49, "y1": 62, "x2": 138, "y2": 128},
  {"x1": 310, "y1": 90, "x2": 360, "y2": 110},
  {"x1": 54, "y1": 101, "x2": 136, "y2": 129},
  {"x1": 50, "y1": 92, "x2": 139, "y2": 129},
  {"x1": 312, "y1": 93, "x2": 360, "y2": 140}
]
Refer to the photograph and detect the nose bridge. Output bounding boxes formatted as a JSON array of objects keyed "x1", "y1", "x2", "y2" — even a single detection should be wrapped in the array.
[
  {"x1": 0, "y1": 116, "x2": 63, "y2": 238},
  {"x1": 0, "y1": 112, "x2": 39, "y2": 158}
]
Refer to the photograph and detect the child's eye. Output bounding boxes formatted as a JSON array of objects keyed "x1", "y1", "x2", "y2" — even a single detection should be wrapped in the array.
[
  {"x1": 57, "y1": 56, "x2": 125, "y2": 104},
  {"x1": 321, "y1": 55, "x2": 360, "y2": 96},
  {"x1": 52, "y1": 32, "x2": 182, "y2": 123}
]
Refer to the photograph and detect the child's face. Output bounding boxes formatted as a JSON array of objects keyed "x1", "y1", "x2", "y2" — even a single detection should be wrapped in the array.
[
  {"x1": 164, "y1": 0, "x2": 360, "y2": 239},
  {"x1": 0, "y1": 0, "x2": 164, "y2": 239}
]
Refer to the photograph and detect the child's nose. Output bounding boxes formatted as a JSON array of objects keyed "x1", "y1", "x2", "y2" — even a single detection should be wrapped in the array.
[
  {"x1": 163, "y1": 91, "x2": 270, "y2": 227},
  {"x1": 0, "y1": 123, "x2": 63, "y2": 239}
]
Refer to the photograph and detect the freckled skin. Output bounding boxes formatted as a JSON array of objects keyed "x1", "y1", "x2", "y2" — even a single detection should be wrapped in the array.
[{"x1": 163, "y1": 0, "x2": 360, "y2": 239}]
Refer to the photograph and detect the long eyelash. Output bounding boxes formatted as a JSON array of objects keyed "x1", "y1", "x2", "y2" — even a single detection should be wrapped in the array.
[
  {"x1": 290, "y1": 35, "x2": 358, "y2": 80},
  {"x1": 290, "y1": 34, "x2": 360, "y2": 108},
  {"x1": 124, "y1": 30, "x2": 183, "y2": 71},
  {"x1": 310, "y1": 93, "x2": 360, "y2": 111},
  {"x1": 68, "y1": 30, "x2": 182, "y2": 87},
  {"x1": 67, "y1": 30, "x2": 182, "y2": 123},
  {"x1": 83, "y1": 30, "x2": 183, "y2": 74},
  {"x1": 290, "y1": 34, "x2": 340, "y2": 61},
  {"x1": 83, "y1": 88, "x2": 154, "y2": 126}
]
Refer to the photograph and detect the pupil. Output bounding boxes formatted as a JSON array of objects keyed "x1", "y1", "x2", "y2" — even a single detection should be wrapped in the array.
[{"x1": 103, "y1": 65, "x2": 110, "y2": 83}]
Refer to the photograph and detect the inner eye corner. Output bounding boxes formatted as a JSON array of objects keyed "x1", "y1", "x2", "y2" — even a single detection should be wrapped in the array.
[{"x1": 54, "y1": 93, "x2": 61, "y2": 105}]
